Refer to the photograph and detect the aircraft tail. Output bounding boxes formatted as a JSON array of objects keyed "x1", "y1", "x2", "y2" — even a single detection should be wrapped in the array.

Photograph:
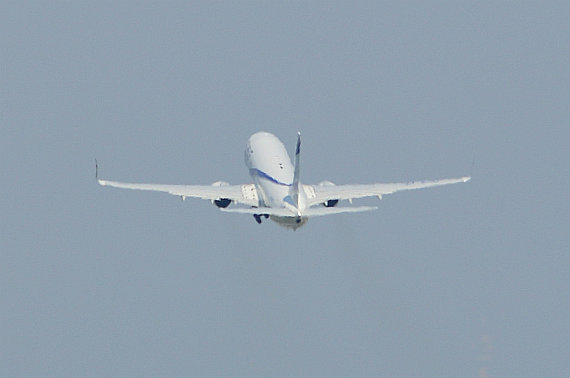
[{"x1": 290, "y1": 132, "x2": 302, "y2": 208}]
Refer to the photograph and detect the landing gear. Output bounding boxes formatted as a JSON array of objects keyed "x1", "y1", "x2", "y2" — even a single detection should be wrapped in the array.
[{"x1": 253, "y1": 214, "x2": 270, "y2": 224}]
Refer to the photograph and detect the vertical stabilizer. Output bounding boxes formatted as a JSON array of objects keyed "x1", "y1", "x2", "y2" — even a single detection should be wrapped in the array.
[{"x1": 291, "y1": 132, "x2": 301, "y2": 209}]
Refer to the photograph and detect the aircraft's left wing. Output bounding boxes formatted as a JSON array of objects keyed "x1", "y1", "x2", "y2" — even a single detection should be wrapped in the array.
[{"x1": 305, "y1": 176, "x2": 470, "y2": 206}]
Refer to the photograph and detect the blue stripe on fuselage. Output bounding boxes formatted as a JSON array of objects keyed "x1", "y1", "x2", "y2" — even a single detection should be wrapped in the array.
[{"x1": 249, "y1": 168, "x2": 291, "y2": 186}]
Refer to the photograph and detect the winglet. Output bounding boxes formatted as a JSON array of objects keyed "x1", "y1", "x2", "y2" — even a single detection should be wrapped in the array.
[
  {"x1": 469, "y1": 153, "x2": 475, "y2": 179},
  {"x1": 95, "y1": 159, "x2": 106, "y2": 186}
]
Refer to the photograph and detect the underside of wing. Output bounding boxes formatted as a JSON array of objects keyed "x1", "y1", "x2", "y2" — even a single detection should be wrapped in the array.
[
  {"x1": 306, "y1": 176, "x2": 470, "y2": 206},
  {"x1": 97, "y1": 178, "x2": 259, "y2": 207}
]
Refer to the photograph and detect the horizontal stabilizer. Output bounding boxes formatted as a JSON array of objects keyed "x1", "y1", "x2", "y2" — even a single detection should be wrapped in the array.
[
  {"x1": 301, "y1": 206, "x2": 378, "y2": 217},
  {"x1": 221, "y1": 205, "x2": 377, "y2": 218},
  {"x1": 220, "y1": 207, "x2": 294, "y2": 217}
]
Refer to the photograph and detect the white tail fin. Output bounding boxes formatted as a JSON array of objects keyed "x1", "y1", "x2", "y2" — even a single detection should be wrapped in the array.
[{"x1": 290, "y1": 132, "x2": 301, "y2": 209}]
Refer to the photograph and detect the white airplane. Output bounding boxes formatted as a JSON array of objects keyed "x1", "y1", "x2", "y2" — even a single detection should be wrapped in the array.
[{"x1": 97, "y1": 131, "x2": 470, "y2": 230}]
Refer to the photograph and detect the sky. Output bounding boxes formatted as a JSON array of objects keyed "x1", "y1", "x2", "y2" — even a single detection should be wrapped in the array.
[{"x1": 1, "y1": 2, "x2": 569, "y2": 377}]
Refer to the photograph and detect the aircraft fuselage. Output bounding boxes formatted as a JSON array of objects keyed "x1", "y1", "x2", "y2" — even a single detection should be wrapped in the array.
[{"x1": 245, "y1": 132, "x2": 308, "y2": 229}]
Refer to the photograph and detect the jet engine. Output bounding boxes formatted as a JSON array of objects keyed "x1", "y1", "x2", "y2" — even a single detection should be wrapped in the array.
[
  {"x1": 323, "y1": 199, "x2": 339, "y2": 207},
  {"x1": 211, "y1": 181, "x2": 232, "y2": 208},
  {"x1": 318, "y1": 181, "x2": 339, "y2": 207}
]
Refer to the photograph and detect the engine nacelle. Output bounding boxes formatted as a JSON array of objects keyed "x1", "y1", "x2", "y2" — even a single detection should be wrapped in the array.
[
  {"x1": 211, "y1": 181, "x2": 230, "y2": 187},
  {"x1": 213, "y1": 198, "x2": 232, "y2": 208},
  {"x1": 318, "y1": 181, "x2": 335, "y2": 187},
  {"x1": 323, "y1": 199, "x2": 339, "y2": 207},
  {"x1": 211, "y1": 181, "x2": 232, "y2": 208},
  {"x1": 318, "y1": 181, "x2": 339, "y2": 207}
]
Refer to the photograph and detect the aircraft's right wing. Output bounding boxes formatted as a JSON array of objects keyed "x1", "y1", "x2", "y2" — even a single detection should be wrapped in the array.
[
  {"x1": 305, "y1": 176, "x2": 470, "y2": 206},
  {"x1": 98, "y1": 178, "x2": 259, "y2": 206},
  {"x1": 96, "y1": 162, "x2": 259, "y2": 207}
]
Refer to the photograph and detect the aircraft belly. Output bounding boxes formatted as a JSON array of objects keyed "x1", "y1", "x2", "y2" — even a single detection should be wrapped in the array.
[{"x1": 270, "y1": 215, "x2": 308, "y2": 230}]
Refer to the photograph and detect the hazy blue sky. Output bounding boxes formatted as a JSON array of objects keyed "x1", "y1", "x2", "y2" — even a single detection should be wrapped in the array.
[{"x1": 2, "y1": 2, "x2": 569, "y2": 377}]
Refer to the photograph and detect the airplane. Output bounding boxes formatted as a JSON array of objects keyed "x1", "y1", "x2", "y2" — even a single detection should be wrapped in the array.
[{"x1": 96, "y1": 131, "x2": 470, "y2": 230}]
